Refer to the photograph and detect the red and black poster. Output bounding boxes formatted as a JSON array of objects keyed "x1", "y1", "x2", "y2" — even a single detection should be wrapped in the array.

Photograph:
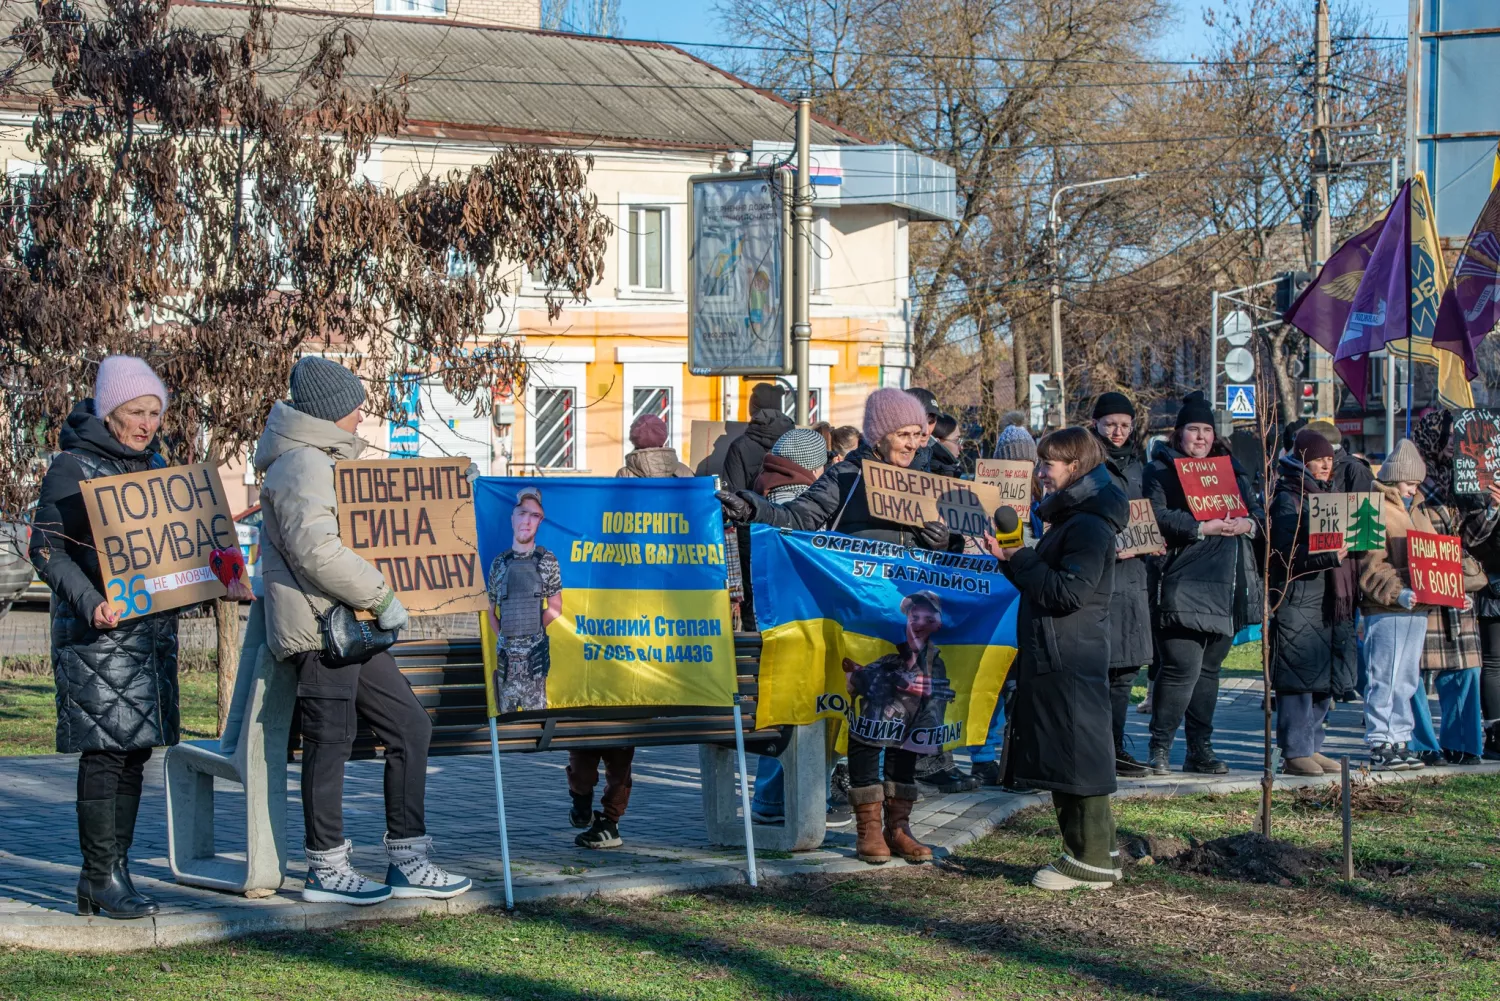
[{"x1": 1451, "y1": 409, "x2": 1500, "y2": 496}]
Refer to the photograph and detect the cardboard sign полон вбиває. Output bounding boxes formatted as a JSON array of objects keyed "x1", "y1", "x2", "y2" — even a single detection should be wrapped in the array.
[
  {"x1": 335, "y1": 457, "x2": 487, "y2": 616},
  {"x1": 1115, "y1": 499, "x2": 1166, "y2": 558},
  {"x1": 81, "y1": 463, "x2": 240, "y2": 620},
  {"x1": 1408, "y1": 530, "x2": 1465, "y2": 609},
  {"x1": 862, "y1": 461, "x2": 1006, "y2": 540},
  {"x1": 1173, "y1": 456, "x2": 1249, "y2": 521}
]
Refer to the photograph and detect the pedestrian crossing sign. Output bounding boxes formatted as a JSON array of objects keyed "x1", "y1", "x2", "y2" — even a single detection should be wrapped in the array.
[{"x1": 1226, "y1": 384, "x2": 1256, "y2": 419}]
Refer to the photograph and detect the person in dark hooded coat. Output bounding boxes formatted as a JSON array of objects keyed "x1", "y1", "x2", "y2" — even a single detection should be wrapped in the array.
[
  {"x1": 29, "y1": 356, "x2": 183, "y2": 921},
  {"x1": 1268, "y1": 430, "x2": 1357, "y2": 777},
  {"x1": 1088, "y1": 392, "x2": 1154, "y2": 777},
  {"x1": 1142, "y1": 392, "x2": 1264, "y2": 776},
  {"x1": 722, "y1": 383, "x2": 794, "y2": 628},
  {"x1": 983, "y1": 426, "x2": 1128, "y2": 890}
]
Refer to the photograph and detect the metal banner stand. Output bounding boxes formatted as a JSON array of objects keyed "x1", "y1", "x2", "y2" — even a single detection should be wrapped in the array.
[
  {"x1": 488, "y1": 718, "x2": 515, "y2": 910},
  {"x1": 732, "y1": 700, "x2": 759, "y2": 887}
]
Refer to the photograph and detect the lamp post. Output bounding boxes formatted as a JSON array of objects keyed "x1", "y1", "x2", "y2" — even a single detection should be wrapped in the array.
[{"x1": 1047, "y1": 172, "x2": 1148, "y2": 424}]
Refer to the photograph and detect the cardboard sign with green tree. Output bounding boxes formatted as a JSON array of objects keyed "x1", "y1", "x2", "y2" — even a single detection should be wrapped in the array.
[{"x1": 1306, "y1": 491, "x2": 1386, "y2": 554}]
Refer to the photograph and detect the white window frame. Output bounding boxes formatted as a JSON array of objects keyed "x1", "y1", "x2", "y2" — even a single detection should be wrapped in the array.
[
  {"x1": 619, "y1": 348, "x2": 686, "y2": 460},
  {"x1": 777, "y1": 352, "x2": 835, "y2": 424},
  {"x1": 810, "y1": 209, "x2": 834, "y2": 304},
  {"x1": 375, "y1": 0, "x2": 447, "y2": 15},
  {"x1": 617, "y1": 196, "x2": 679, "y2": 299},
  {"x1": 5, "y1": 160, "x2": 42, "y2": 256},
  {"x1": 524, "y1": 349, "x2": 592, "y2": 473}
]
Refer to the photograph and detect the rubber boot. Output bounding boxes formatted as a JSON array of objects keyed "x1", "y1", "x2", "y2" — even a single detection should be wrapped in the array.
[
  {"x1": 848, "y1": 784, "x2": 889, "y2": 864},
  {"x1": 112, "y1": 794, "x2": 158, "y2": 912},
  {"x1": 76, "y1": 799, "x2": 157, "y2": 919},
  {"x1": 882, "y1": 782, "x2": 933, "y2": 863}
]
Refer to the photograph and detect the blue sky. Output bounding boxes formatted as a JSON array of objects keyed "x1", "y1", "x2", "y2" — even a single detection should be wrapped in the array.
[{"x1": 615, "y1": 0, "x2": 1412, "y2": 62}]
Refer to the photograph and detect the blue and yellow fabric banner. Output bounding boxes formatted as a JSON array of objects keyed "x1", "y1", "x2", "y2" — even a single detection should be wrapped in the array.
[
  {"x1": 473, "y1": 478, "x2": 736, "y2": 719},
  {"x1": 750, "y1": 524, "x2": 1019, "y2": 753}
]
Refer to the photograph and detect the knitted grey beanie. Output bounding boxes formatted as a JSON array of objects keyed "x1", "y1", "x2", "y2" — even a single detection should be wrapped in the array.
[
  {"x1": 289, "y1": 356, "x2": 368, "y2": 423},
  {"x1": 1378, "y1": 438, "x2": 1426, "y2": 484},
  {"x1": 993, "y1": 423, "x2": 1037, "y2": 462},
  {"x1": 771, "y1": 427, "x2": 829, "y2": 472}
]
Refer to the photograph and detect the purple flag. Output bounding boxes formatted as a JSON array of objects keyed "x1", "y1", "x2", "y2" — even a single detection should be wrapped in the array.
[
  {"x1": 1433, "y1": 179, "x2": 1500, "y2": 381},
  {"x1": 1285, "y1": 213, "x2": 1388, "y2": 370}
]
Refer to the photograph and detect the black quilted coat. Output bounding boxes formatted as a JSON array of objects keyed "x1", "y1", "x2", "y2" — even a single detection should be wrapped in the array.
[{"x1": 29, "y1": 401, "x2": 180, "y2": 753}]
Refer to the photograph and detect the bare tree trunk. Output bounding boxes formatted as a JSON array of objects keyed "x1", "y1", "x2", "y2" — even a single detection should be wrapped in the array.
[
  {"x1": 1263, "y1": 327, "x2": 1298, "y2": 428},
  {"x1": 976, "y1": 307, "x2": 1000, "y2": 444},
  {"x1": 1257, "y1": 368, "x2": 1277, "y2": 837},
  {"x1": 215, "y1": 598, "x2": 241, "y2": 735},
  {"x1": 1012, "y1": 322, "x2": 1031, "y2": 424}
]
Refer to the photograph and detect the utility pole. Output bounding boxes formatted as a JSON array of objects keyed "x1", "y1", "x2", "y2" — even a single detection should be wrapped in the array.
[
  {"x1": 792, "y1": 97, "x2": 813, "y2": 426},
  {"x1": 1309, "y1": 0, "x2": 1334, "y2": 418}
]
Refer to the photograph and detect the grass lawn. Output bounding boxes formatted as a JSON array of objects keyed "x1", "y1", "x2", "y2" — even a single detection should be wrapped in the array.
[
  {"x1": 5, "y1": 775, "x2": 1500, "y2": 1000},
  {"x1": 0, "y1": 662, "x2": 219, "y2": 756}
]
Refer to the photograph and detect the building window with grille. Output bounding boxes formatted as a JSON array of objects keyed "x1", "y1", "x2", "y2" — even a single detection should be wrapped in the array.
[
  {"x1": 781, "y1": 388, "x2": 822, "y2": 424},
  {"x1": 631, "y1": 386, "x2": 673, "y2": 440},
  {"x1": 534, "y1": 387, "x2": 576, "y2": 470},
  {"x1": 627, "y1": 206, "x2": 668, "y2": 291}
]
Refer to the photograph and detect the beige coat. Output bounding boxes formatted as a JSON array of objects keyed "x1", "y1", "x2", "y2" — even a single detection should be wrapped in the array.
[
  {"x1": 615, "y1": 446, "x2": 693, "y2": 478},
  {"x1": 1359, "y1": 482, "x2": 1486, "y2": 614},
  {"x1": 253, "y1": 402, "x2": 391, "y2": 660}
]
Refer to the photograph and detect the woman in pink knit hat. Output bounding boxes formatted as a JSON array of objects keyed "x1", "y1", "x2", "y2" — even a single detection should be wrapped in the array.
[
  {"x1": 28, "y1": 355, "x2": 182, "y2": 920},
  {"x1": 717, "y1": 386, "x2": 954, "y2": 868}
]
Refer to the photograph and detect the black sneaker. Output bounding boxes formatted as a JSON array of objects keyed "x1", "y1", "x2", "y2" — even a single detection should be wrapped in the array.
[
  {"x1": 1446, "y1": 750, "x2": 1483, "y2": 766},
  {"x1": 1115, "y1": 750, "x2": 1151, "y2": 778},
  {"x1": 1396, "y1": 743, "x2": 1425, "y2": 769},
  {"x1": 1417, "y1": 749, "x2": 1446, "y2": 767},
  {"x1": 825, "y1": 805, "x2": 854, "y2": 828},
  {"x1": 1184, "y1": 744, "x2": 1229, "y2": 775},
  {"x1": 970, "y1": 760, "x2": 1003, "y2": 786},
  {"x1": 574, "y1": 811, "x2": 622, "y2": 849},
  {"x1": 1369, "y1": 743, "x2": 1407, "y2": 771},
  {"x1": 917, "y1": 766, "x2": 980, "y2": 794},
  {"x1": 1147, "y1": 748, "x2": 1171, "y2": 776},
  {"x1": 569, "y1": 794, "x2": 592, "y2": 829}
]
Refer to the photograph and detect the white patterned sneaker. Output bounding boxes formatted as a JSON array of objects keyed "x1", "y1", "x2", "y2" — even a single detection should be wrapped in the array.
[
  {"x1": 385, "y1": 834, "x2": 473, "y2": 899},
  {"x1": 303, "y1": 840, "x2": 391, "y2": 905}
]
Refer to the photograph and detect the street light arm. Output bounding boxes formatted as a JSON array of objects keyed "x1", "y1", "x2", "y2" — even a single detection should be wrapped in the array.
[{"x1": 1048, "y1": 171, "x2": 1149, "y2": 229}]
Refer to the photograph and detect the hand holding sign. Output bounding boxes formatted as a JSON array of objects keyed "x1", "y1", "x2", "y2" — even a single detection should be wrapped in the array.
[
  {"x1": 1173, "y1": 457, "x2": 1249, "y2": 521},
  {"x1": 1408, "y1": 530, "x2": 1465, "y2": 609}
]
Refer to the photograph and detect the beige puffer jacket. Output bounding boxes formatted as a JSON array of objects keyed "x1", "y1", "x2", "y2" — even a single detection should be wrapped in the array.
[
  {"x1": 615, "y1": 446, "x2": 693, "y2": 478},
  {"x1": 253, "y1": 402, "x2": 391, "y2": 660}
]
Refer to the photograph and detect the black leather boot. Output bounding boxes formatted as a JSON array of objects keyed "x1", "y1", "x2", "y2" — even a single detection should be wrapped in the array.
[
  {"x1": 113, "y1": 794, "x2": 159, "y2": 912},
  {"x1": 76, "y1": 798, "x2": 158, "y2": 919}
]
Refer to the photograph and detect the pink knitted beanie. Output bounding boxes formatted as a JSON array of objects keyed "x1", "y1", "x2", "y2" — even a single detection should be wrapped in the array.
[
  {"x1": 629, "y1": 414, "x2": 669, "y2": 449},
  {"x1": 94, "y1": 355, "x2": 169, "y2": 418},
  {"x1": 862, "y1": 387, "x2": 928, "y2": 446}
]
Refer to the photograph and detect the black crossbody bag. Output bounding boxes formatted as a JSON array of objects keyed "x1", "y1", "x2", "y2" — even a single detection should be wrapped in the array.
[{"x1": 281, "y1": 551, "x2": 398, "y2": 667}]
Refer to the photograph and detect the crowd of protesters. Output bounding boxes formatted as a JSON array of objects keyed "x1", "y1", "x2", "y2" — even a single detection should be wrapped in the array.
[{"x1": 31, "y1": 357, "x2": 1500, "y2": 914}]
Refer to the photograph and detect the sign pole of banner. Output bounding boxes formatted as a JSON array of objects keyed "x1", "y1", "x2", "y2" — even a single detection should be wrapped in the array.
[
  {"x1": 1115, "y1": 499, "x2": 1167, "y2": 558},
  {"x1": 862, "y1": 461, "x2": 1005, "y2": 538},
  {"x1": 82, "y1": 463, "x2": 241, "y2": 620},
  {"x1": 1451, "y1": 409, "x2": 1500, "y2": 496},
  {"x1": 1173, "y1": 456, "x2": 1249, "y2": 520},
  {"x1": 334, "y1": 457, "x2": 487, "y2": 616},
  {"x1": 1306, "y1": 491, "x2": 1387, "y2": 554},
  {"x1": 1408, "y1": 530, "x2": 1466, "y2": 608}
]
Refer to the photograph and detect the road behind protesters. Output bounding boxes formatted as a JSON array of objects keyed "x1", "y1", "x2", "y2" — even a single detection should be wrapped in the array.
[
  {"x1": 718, "y1": 387, "x2": 952, "y2": 865},
  {"x1": 982, "y1": 427, "x2": 1128, "y2": 891},
  {"x1": 256, "y1": 356, "x2": 470, "y2": 905},
  {"x1": 30, "y1": 356, "x2": 186, "y2": 920},
  {"x1": 1142, "y1": 391, "x2": 1263, "y2": 776}
]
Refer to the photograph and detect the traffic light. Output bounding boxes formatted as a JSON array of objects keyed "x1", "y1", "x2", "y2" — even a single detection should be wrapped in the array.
[
  {"x1": 1275, "y1": 270, "x2": 1314, "y2": 317},
  {"x1": 1300, "y1": 382, "x2": 1317, "y2": 417}
]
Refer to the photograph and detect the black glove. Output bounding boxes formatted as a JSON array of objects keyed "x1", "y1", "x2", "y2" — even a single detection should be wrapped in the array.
[
  {"x1": 915, "y1": 519, "x2": 950, "y2": 550},
  {"x1": 716, "y1": 490, "x2": 754, "y2": 524}
]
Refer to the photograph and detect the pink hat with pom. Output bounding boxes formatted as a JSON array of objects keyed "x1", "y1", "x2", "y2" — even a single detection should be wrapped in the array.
[
  {"x1": 94, "y1": 355, "x2": 169, "y2": 419},
  {"x1": 862, "y1": 387, "x2": 928, "y2": 446}
]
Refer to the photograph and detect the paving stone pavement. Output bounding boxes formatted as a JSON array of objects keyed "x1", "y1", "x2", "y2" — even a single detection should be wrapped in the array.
[{"x1": 0, "y1": 674, "x2": 1482, "y2": 951}]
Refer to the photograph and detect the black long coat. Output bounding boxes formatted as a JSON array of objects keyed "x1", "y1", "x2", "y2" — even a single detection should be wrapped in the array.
[
  {"x1": 1093, "y1": 431, "x2": 1153, "y2": 669},
  {"x1": 1001, "y1": 464, "x2": 1128, "y2": 798},
  {"x1": 29, "y1": 402, "x2": 180, "y2": 753},
  {"x1": 1143, "y1": 444, "x2": 1265, "y2": 638},
  {"x1": 1266, "y1": 459, "x2": 1357, "y2": 696}
]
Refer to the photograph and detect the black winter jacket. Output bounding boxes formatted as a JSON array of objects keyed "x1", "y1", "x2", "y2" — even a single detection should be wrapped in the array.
[
  {"x1": 927, "y1": 440, "x2": 963, "y2": 479},
  {"x1": 721, "y1": 409, "x2": 794, "y2": 494},
  {"x1": 1001, "y1": 463, "x2": 1128, "y2": 797},
  {"x1": 1267, "y1": 458, "x2": 1357, "y2": 696},
  {"x1": 740, "y1": 444, "x2": 943, "y2": 549},
  {"x1": 1143, "y1": 443, "x2": 1265, "y2": 638},
  {"x1": 30, "y1": 401, "x2": 180, "y2": 753},
  {"x1": 1333, "y1": 449, "x2": 1376, "y2": 493},
  {"x1": 1093, "y1": 430, "x2": 1153, "y2": 669}
]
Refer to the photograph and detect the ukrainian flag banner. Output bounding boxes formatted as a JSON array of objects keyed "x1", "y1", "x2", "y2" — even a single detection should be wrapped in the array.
[
  {"x1": 473, "y1": 478, "x2": 736, "y2": 719},
  {"x1": 751, "y1": 524, "x2": 1019, "y2": 752}
]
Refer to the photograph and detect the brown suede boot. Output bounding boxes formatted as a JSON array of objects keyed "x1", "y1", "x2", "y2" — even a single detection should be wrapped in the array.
[
  {"x1": 848, "y1": 784, "x2": 890, "y2": 864},
  {"x1": 882, "y1": 782, "x2": 933, "y2": 863}
]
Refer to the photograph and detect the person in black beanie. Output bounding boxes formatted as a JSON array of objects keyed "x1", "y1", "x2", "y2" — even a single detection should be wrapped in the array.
[
  {"x1": 1088, "y1": 392, "x2": 1154, "y2": 777},
  {"x1": 1141, "y1": 392, "x2": 1264, "y2": 775}
]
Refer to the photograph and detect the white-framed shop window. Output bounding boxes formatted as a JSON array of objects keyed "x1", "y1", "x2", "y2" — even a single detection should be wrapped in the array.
[
  {"x1": 525, "y1": 356, "x2": 590, "y2": 473},
  {"x1": 617, "y1": 197, "x2": 678, "y2": 297},
  {"x1": 620, "y1": 350, "x2": 685, "y2": 459}
]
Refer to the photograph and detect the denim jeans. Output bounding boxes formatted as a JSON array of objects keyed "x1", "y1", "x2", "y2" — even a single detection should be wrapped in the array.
[
  {"x1": 967, "y1": 700, "x2": 1006, "y2": 764},
  {"x1": 1436, "y1": 668, "x2": 1483, "y2": 756}
]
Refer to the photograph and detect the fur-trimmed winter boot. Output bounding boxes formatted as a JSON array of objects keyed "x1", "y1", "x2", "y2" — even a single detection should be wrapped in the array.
[
  {"x1": 848, "y1": 784, "x2": 889, "y2": 864},
  {"x1": 882, "y1": 782, "x2": 933, "y2": 863}
]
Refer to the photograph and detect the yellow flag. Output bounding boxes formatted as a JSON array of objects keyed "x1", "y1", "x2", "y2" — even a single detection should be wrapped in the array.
[
  {"x1": 1386, "y1": 173, "x2": 1475, "y2": 408},
  {"x1": 1492, "y1": 144, "x2": 1500, "y2": 190}
]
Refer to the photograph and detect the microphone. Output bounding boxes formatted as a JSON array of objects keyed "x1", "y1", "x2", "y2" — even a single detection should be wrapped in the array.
[{"x1": 993, "y1": 506, "x2": 1020, "y2": 544}]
